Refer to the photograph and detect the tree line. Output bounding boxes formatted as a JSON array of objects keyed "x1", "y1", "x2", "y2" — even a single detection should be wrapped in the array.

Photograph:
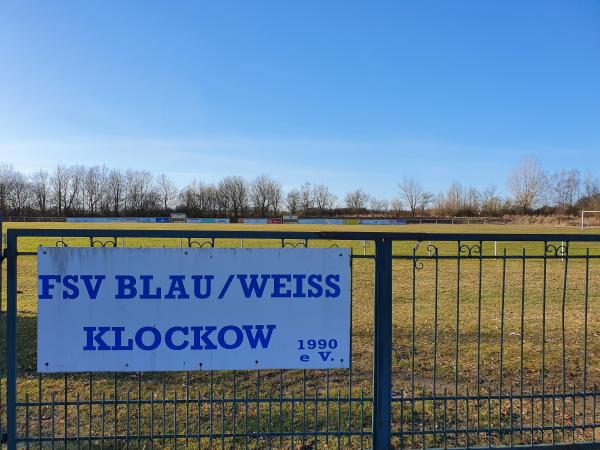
[{"x1": 0, "y1": 158, "x2": 598, "y2": 218}]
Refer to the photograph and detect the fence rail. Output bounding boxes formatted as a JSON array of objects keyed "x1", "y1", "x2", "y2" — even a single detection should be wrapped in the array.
[{"x1": 2, "y1": 227, "x2": 600, "y2": 448}]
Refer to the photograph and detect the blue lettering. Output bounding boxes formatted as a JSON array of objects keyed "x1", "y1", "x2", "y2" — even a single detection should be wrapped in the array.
[
  {"x1": 112, "y1": 327, "x2": 134, "y2": 350},
  {"x1": 292, "y1": 274, "x2": 307, "y2": 297},
  {"x1": 115, "y1": 275, "x2": 137, "y2": 299},
  {"x1": 165, "y1": 326, "x2": 189, "y2": 350},
  {"x1": 80, "y1": 275, "x2": 105, "y2": 299},
  {"x1": 307, "y1": 274, "x2": 323, "y2": 298},
  {"x1": 217, "y1": 325, "x2": 243, "y2": 349},
  {"x1": 62, "y1": 275, "x2": 79, "y2": 299},
  {"x1": 325, "y1": 274, "x2": 341, "y2": 298},
  {"x1": 192, "y1": 275, "x2": 213, "y2": 299},
  {"x1": 190, "y1": 326, "x2": 217, "y2": 349},
  {"x1": 83, "y1": 326, "x2": 111, "y2": 350},
  {"x1": 165, "y1": 275, "x2": 190, "y2": 299},
  {"x1": 39, "y1": 275, "x2": 60, "y2": 299},
  {"x1": 243, "y1": 324, "x2": 276, "y2": 348},
  {"x1": 318, "y1": 351, "x2": 332, "y2": 361},
  {"x1": 237, "y1": 274, "x2": 269, "y2": 298},
  {"x1": 135, "y1": 326, "x2": 161, "y2": 350},
  {"x1": 82, "y1": 323, "x2": 278, "y2": 352},
  {"x1": 272, "y1": 275, "x2": 292, "y2": 298},
  {"x1": 140, "y1": 275, "x2": 161, "y2": 299}
]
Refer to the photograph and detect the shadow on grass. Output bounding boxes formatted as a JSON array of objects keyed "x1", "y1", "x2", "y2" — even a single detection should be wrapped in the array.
[{"x1": 1, "y1": 311, "x2": 38, "y2": 374}]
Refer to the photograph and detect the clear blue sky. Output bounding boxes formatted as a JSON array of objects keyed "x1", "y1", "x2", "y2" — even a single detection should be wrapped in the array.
[{"x1": 1, "y1": 1, "x2": 599, "y2": 199}]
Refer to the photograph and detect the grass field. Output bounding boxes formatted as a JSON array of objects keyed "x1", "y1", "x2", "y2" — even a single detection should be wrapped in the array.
[{"x1": 1, "y1": 221, "x2": 600, "y2": 448}]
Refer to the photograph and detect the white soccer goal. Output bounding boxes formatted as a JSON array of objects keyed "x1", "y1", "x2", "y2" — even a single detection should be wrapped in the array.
[
  {"x1": 170, "y1": 212, "x2": 187, "y2": 223},
  {"x1": 581, "y1": 210, "x2": 600, "y2": 229}
]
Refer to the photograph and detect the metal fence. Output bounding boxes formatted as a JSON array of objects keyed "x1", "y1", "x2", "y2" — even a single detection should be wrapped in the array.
[{"x1": 2, "y1": 227, "x2": 600, "y2": 449}]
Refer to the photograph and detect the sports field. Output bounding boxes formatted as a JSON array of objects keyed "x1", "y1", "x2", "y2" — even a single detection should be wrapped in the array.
[{"x1": 2, "y1": 221, "x2": 600, "y2": 448}]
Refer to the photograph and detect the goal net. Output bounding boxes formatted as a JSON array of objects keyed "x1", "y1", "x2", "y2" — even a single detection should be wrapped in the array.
[
  {"x1": 581, "y1": 210, "x2": 600, "y2": 228},
  {"x1": 170, "y1": 212, "x2": 187, "y2": 223}
]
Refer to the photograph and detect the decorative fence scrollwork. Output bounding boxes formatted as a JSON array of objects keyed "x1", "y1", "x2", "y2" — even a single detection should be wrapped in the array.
[
  {"x1": 89, "y1": 237, "x2": 117, "y2": 248},
  {"x1": 459, "y1": 243, "x2": 481, "y2": 257},
  {"x1": 545, "y1": 243, "x2": 568, "y2": 258},
  {"x1": 187, "y1": 237, "x2": 215, "y2": 248}
]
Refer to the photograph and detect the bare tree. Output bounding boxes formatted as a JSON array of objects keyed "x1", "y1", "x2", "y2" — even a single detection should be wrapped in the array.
[
  {"x1": 438, "y1": 182, "x2": 480, "y2": 216},
  {"x1": 398, "y1": 177, "x2": 429, "y2": 216},
  {"x1": 250, "y1": 175, "x2": 268, "y2": 216},
  {"x1": 178, "y1": 180, "x2": 217, "y2": 216},
  {"x1": 65, "y1": 166, "x2": 85, "y2": 215},
  {"x1": 299, "y1": 182, "x2": 313, "y2": 215},
  {"x1": 508, "y1": 157, "x2": 546, "y2": 213},
  {"x1": 480, "y1": 185, "x2": 503, "y2": 216},
  {"x1": 179, "y1": 181, "x2": 198, "y2": 213},
  {"x1": 370, "y1": 198, "x2": 389, "y2": 213},
  {"x1": 313, "y1": 184, "x2": 337, "y2": 216},
  {"x1": 268, "y1": 180, "x2": 283, "y2": 215},
  {"x1": 106, "y1": 169, "x2": 125, "y2": 215},
  {"x1": 30, "y1": 170, "x2": 50, "y2": 214},
  {"x1": 390, "y1": 198, "x2": 403, "y2": 214},
  {"x1": 419, "y1": 191, "x2": 433, "y2": 215},
  {"x1": 156, "y1": 173, "x2": 178, "y2": 214},
  {"x1": 83, "y1": 166, "x2": 106, "y2": 215},
  {"x1": 582, "y1": 172, "x2": 600, "y2": 198},
  {"x1": 344, "y1": 189, "x2": 369, "y2": 215},
  {"x1": 0, "y1": 164, "x2": 16, "y2": 216},
  {"x1": 218, "y1": 176, "x2": 248, "y2": 218},
  {"x1": 8, "y1": 171, "x2": 31, "y2": 215},
  {"x1": 445, "y1": 182, "x2": 463, "y2": 214},
  {"x1": 466, "y1": 187, "x2": 480, "y2": 215},
  {"x1": 551, "y1": 169, "x2": 580, "y2": 211},
  {"x1": 286, "y1": 189, "x2": 301, "y2": 214},
  {"x1": 125, "y1": 170, "x2": 155, "y2": 214},
  {"x1": 250, "y1": 175, "x2": 280, "y2": 217},
  {"x1": 199, "y1": 183, "x2": 218, "y2": 215},
  {"x1": 50, "y1": 165, "x2": 69, "y2": 215}
]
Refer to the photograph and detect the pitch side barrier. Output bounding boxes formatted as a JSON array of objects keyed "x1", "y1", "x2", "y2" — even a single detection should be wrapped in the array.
[
  {"x1": 5, "y1": 216, "x2": 500, "y2": 225},
  {"x1": 3, "y1": 228, "x2": 600, "y2": 449}
]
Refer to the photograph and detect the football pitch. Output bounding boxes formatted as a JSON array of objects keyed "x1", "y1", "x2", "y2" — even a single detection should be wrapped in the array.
[{"x1": 2, "y1": 221, "x2": 600, "y2": 448}]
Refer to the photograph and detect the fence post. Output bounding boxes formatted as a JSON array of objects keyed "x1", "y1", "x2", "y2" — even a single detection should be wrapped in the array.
[
  {"x1": 373, "y1": 238, "x2": 392, "y2": 449},
  {"x1": 6, "y1": 230, "x2": 17, "y2": 450}
]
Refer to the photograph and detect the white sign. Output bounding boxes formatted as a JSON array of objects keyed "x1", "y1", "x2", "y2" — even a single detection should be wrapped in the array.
[{"x1": 37, "y1": 248, "x2": 350, "y2": 372}]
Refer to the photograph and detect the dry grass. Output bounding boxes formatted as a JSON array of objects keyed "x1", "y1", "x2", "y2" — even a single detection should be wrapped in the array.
[{"x1": 2, "y1": 221, "x2": 600, "y2": 448}]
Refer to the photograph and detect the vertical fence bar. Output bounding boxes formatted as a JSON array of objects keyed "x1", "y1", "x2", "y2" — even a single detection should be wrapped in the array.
[
  {"x1": 6, "y1": 230, "x2": 17, "y2": 450},
  {"x1": 372, "y1": 238, "x2": 392, "y2": 449},
  {"x1": 541, "y1": 241, "x2": 548, "y2": 443},
  {"x1": 561, "y1": 242, "x2": 570, "y2": 440},
  {"x1": 411, "y1": 248, "x2": 417, "y2": 446},
  {"x1": 583, "y1": 248, "x2": 590, "y2": 439}
]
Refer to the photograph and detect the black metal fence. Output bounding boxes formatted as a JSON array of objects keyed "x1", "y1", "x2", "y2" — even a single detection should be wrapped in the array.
[{"x1": 2, "y1": 227, "x2": 600, "y2": 449}]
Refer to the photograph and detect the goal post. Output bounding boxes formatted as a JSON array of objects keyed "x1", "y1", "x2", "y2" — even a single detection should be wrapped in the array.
[
  {"x1": 581, "y1": 210, "x2": 600, "y2": 229},
  {"x1": 170, "y1": 212, "x2": 187, "y2": 223}
]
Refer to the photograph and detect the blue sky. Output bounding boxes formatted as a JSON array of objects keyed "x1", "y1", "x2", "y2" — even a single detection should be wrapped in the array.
[{"x1": 1, "y1": 1, "x2": 599, "y2": 199}]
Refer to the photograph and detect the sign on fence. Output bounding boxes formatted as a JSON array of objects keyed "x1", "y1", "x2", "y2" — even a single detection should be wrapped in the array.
[
  {"x1": 185, "y1": 218, "x2": 230, "y2": 224},
  {"x1": 358, "y1": 219, "x2": 407, "y2": 225},
  {"x1": 37, "y1": 248, "x2": 351, "y2": 372}
]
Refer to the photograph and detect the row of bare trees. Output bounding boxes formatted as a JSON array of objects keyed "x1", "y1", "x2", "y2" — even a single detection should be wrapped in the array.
[
  {"x1": 507, "y1": 158, "x2": 600, "y2": 214},
  {"x1": 0, "y1": 165, "x2": 179, "y2": 217},
  {"x1": 178, "y1": 175, "x2": 282, "y2": 218},
  {"x1": 0, "y1": 159, "x2": 598, "y2": 218},
  {"x1": 393, "y1": 158, "x2": 599, "y2": 217}
]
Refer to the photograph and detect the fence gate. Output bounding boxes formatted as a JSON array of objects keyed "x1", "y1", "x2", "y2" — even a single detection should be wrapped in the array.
[{"x1": 2, "y1": 227, "x2": 600, "y2": 449}]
